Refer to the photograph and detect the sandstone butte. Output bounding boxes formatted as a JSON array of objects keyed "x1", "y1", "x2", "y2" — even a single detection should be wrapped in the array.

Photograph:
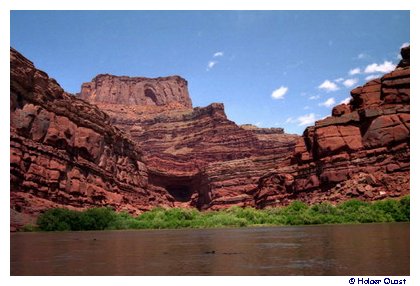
[{"x1": 10, "y1": 46, "x2": 410, "y2": 230}]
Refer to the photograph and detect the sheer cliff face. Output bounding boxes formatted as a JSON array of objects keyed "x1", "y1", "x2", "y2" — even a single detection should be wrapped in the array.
[{"x1": 79, "y1": 74, "x2": 192, "y2": 109}]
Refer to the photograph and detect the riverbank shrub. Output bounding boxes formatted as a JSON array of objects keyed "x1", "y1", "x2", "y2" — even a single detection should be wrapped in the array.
[
  {"x1": 37, "y1": 207, "x2": 117, "y2": 231},
  {"x1": 34, "y1": 196, "x2": 410, "y2": 231}
]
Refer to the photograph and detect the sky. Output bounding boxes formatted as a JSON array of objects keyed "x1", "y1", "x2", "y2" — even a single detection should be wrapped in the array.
[{"x1": 10, "y1": 11, "x2": 409, "y2": 134}]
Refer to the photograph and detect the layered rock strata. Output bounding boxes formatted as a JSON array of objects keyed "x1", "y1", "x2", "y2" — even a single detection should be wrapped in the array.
[
  {"x1": 253, "y1": 46, "x2": 410, "y2": 207},
  {"x1": 79, "y1": 80, "x2": 299, "y2": 210},
  {"x1": 10, "y1": 46, "x2": 410, "y2": 229},
  {"x1": 79, "y1": 74, "x2": 192, "y2": 109},
  {"x1": 10, "y1": 47, "x2": 299, "y2": 226},
  {"x1": 10, "y1": 48, "x2": 177, "y2": 229}
]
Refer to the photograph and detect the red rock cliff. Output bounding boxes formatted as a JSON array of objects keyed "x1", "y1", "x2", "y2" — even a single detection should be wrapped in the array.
[
  {"x1": 10, "y1": 48, "x2": 180, "y2": 229},
  {"x1": 10, "y1": 45, "x2": 410, "y2": 229},
  {"x1": 253, "y1": 46, "x2": 410, "y2": 207},
  {"x1": 80, "y1": 86, "x2": 299, "y2": 210},
  {"x1": 10, "y1": 47, "x2": 298, "y2": 226},
  {"x1": 79, "y1": 74, "x2": 192, "y2": 109}
]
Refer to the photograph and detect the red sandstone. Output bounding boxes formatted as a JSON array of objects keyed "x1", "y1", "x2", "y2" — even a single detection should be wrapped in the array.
[{"x1": 10, "y1": 46, "x2": 410, "y2": 229}]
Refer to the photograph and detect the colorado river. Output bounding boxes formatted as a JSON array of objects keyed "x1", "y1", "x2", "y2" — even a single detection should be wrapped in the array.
[{"x1": 11, "y1": 222, "x2": 409, "y2": 275}]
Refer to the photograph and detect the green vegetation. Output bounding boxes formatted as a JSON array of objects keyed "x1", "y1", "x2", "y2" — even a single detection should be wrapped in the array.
[
  {"x1": 33, "y1": 196, "x2": 409, "y2": 231},
  {"x1": 36, "y1": 207, "x2": 117, "y2": 231}
]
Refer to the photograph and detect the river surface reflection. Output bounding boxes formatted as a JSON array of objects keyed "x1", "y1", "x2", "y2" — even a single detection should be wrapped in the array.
[{"x1": 11, "y1": 223, "x2": 409, "y2": 275}]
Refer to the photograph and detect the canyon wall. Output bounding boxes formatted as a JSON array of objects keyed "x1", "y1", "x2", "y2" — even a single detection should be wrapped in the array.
[
  {"x1": 10, "y1": 46, "x2": 410, "y2": 229},
  {"x1": 80, "y1": 81, "x2": 299, "y2": 210},
  {"x1": 253, "y1": 46, "x2": 410, "y2": 207},
  {"x1": 10, "y1": 47, "x2": 299, "y2": 229},
  {"x1": 10, "y1": 49, "x2": 175, "y2": 229}
]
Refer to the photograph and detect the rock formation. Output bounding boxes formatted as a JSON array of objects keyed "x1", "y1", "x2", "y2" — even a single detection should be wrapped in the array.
[
  {"x1": 79, "y1": 74, "x2": 192, "y2": 109},
  {"x1": 253, "y1": 46, "x2": 410, "y2": 207},
  {"x1": 79, "y1": 81, "x2": 299, "y2": 210},
  {"x1": 10, "y1": 48, "x2": 173, "y2": 229},
  {"x1": 10, "y1": 45, "x2": 410, "y2": 229}
]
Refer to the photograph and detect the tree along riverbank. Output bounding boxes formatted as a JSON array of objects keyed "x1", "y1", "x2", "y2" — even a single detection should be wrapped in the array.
[{"x1": 24, "y1": 196, "x2": 409, "y2": 231}]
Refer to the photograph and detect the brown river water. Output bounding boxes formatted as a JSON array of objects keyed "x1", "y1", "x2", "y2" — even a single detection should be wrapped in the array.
[{"x1": 10, "y1": 223, "x2": 409, "y2": 275}]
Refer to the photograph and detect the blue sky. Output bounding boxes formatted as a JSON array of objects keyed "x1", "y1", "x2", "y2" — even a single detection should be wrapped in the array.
[{"x1": 10, "y1": 11, "x2": 409, "y2": 134}]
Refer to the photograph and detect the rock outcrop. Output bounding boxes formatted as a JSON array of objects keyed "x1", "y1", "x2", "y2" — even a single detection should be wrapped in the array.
[
  {"x1": 253, "y1": 46, "x2": 410, "y2": 207},
  {"x1": 79, "y1": 74, "x2": 192, "y2": 109}
]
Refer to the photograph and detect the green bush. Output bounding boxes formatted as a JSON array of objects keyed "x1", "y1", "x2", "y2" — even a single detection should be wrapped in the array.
[
  {"x1": 338, "y1": 199, "x2": 369, "y2": 212},
  {"x1": 284, "y1": 201, "x2": 309, "y2": 213},
  {"x1": 37, "y1": 207, "x2": 117, "y2": 231},
  {"x1": 35, "y1": 196, "x2": 410, "y2": 231},
  {"x1": 310, "y1": 202, "x2": 337, "y2": 215},
  {"x1": 201, "y1": 211, "x2": 249, "y2": 227},
  {"x1": 227, "y1": 207, "x2": 269, "y2": 224},
  {"x1": 399, "y1": 195, "x2": 410, "y2": 220},
  {"x1": 37, "y1": 208, "x2": 78, "y2": 231},
  {"x1": 81, "y1": 208, "x2": 117, "y2": 230},
  {"x1": 21, "y1": 224, "x2": 39, "y2": 232}
]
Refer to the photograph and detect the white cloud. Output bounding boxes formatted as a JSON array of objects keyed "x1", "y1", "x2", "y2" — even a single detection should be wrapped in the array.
[
  {"x1": 343, "y1": 78, "x2": 358, "y2": 88},
  {"x1": 207, "y1": 61, "x2": 217, "y2": 70},
  {"x1": 319, "y1": 97, "x2": 336, "y2": 108},
  {"x1": 303, "y1": 106, "x2": 310, "y2": 110},
  {"x1": 318, "y1": 80, "x2": 339, "y2": 92},
  {"x1": 286, "y1": 113, "x2": 320, "y2": 126},
  {"x1": 400, "y1": 42, "x2": 410, "y2": 49},
  {"x1": 255, "y1": 122, "x2": 262, "y2": 127},
  {"x1": 285, "y1": 117, "x2": 294, "y2": 124},
  {"x1": 357, "y1": 53, "x2": 368, "y2": 59},
  {"x1": 340, "y1": 97, "x2": 351, "y2": 104},
  {"x1": 364, "y1": 61, "x2": 396, "y2": 74},
  {"x1": 297, "y1": 113, "x2": 317, "y2": 126},
  {"x1": 206, "y1": 52, "x2": 224, "y2": 70},
  {"x1": 309, "y1": 95, "x2": 320, "y2": 100},
  {"x1": 335, "y1": 78, "x2": 344, "y2": 83},
  {"x1": 271, "y1": 86, "x2": 288, "y2": 100},
  {"x1": 349, "y1": 68, "x2": 361, "y2": 75},
  {"x1": 365, "y1": 74, "x2": 381, "y2": 81}
]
